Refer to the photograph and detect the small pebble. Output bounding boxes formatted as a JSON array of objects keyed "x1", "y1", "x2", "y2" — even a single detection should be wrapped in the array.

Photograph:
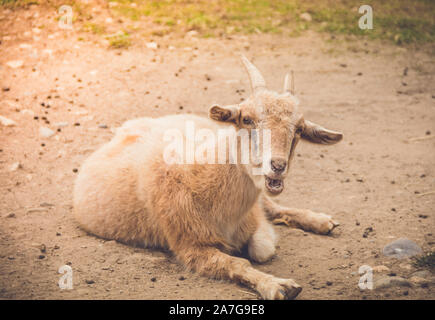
[
  {"x1": 39, "y1": 126, "x2": 55, "y2": 138},
  {"x1": 363, "y1": 227, "x2": 374, "y2": 238},
  {"x1": 0, "y1": 115, "x2": 17, "y2": 127}
]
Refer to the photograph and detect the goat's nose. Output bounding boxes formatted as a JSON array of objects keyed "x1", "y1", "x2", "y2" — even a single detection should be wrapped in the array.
[{"x1": 271, "y1": 158, "x2": 287, "y2": 173}]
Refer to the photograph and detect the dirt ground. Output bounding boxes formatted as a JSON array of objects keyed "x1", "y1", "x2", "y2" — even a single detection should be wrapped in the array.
[{"x1": 0, "y1": 4, "x2": 434, "y2": 300}]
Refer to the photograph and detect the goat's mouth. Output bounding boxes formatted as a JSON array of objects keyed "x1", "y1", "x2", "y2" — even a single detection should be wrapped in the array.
[{"x1": 265, "y1": 176, "x2": 284, "y2": 195}]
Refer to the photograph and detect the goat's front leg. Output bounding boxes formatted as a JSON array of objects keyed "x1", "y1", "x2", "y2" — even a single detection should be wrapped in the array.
[
  {"x1": 262, "y1": 195, "x2": 339, "y2": 235},
  {"x1": 175, "y1": 246, "x2": 302, "y2": 300}
]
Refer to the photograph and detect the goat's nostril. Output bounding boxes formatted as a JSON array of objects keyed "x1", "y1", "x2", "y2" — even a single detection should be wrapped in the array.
[{"x1": 271, "y1": 159, "x2": 286, "y2": 173}]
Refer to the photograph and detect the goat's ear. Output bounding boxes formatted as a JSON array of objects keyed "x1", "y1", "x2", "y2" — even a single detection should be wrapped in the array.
[
  {"x1": 301, "y1": 120, "x2": 343, "y2": 145},
  {"x1": 209, "y1": 104, "x2": 240, "y2": 124}
]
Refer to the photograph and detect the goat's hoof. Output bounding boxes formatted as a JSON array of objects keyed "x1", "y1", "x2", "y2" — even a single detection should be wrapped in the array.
[
  {"x1": 320, "y1": 214, "x2": 340, "y2": 235},
  {"x1": 305, "y1": 212, "x2": 340, "y2": 235},
  {"x1": 257, "y1": 277, "x2": 302, "y2": 300}
]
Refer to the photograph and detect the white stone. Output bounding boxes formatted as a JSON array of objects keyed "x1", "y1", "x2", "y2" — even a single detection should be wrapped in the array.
[
  {"x1": 19, "y1": 43, "x2": 32, "y2": 49},
  {"x1": 146, "y1": 42, "x2": 158, "y2": 50},
  {"x1": 74, "y1": 110, "x2": 89, "y2": 116},
  {"x1": 21, "y1": 109, "x2": 35, "y2": 116},
  {"x1": 39, "y1": 126, "x2": 55, "y2": 138},
  {"x1": 6, "y1": 60, "x2": 24, "y2": 69},
  {"x1": 54, "y1": 122, "x2": 69, "y2": 128},
  {"x1": 186, "y1": 30, "x2": 198, "y2": 37},
  {"x1": 0, "y1": 115, "x2": 17, "y2": 127},
  {"x1": 5, "y1": 100, "x2": 20, "y2": 110},
  {"x1": 300, "y1": 13, "x2": 312, "y2": 22},
  {"x1": 9, "y1": 162, "x2": 22, "y2": 171},
  {"x1": 43, "y1": 49, "x2": 53, "y2": 57}
]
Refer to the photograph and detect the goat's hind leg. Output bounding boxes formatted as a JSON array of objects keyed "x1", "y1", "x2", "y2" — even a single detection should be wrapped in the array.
[
  {"x1": 176, "y1": 246, "x2": 301, "y2": 300},
  {"x1": 262, "y1": 196, "x2": 339, "y2": 235}
]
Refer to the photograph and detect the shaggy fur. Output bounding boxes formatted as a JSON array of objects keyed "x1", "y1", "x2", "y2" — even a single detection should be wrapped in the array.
[{"x1": 73, "y1": 57, "x2": 343, "y2": 300}]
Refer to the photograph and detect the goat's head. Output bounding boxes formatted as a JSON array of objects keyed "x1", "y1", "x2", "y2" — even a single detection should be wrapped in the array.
[{"x1": 209, "y1": 56, "x2": 343, "y2": 196}]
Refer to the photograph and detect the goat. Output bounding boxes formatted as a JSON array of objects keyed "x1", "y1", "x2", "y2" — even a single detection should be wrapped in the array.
[{"x1": 73, "y1": 56, "x2": 343, "y2": 299}]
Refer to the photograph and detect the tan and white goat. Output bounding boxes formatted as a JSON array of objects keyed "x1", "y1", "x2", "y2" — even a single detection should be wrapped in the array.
[{"x1": 73, "y1": 56, "x2": 343, "y2": 300}]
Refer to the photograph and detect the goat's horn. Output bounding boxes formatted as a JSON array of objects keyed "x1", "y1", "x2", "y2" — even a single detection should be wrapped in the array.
[
  {"x1": 283, "y1": 71, "x2": 295, "y2": 94},
  {"x1": 241, "y1": 55, "x2": 266, "y2": 93}
]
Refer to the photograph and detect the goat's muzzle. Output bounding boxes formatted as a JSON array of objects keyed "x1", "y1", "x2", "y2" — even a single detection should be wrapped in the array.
[{"x1": 265, "y1": 176, "x2": 284, "y2": 195}]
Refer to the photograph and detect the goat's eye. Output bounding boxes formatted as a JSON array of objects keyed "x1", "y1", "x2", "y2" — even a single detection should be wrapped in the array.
[{"x1": 243, "y1": 117, "x2": 254, "y2": 125}]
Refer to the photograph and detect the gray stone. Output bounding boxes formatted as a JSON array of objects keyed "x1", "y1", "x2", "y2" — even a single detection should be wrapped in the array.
[
  {"x1": 383, "y1": 238, "x2": 422, "y2": 259},
  {"x1": 375, "y1": 276, "x2": 411, "y2": 289},
  {"x1": 411, "y1": 270, "x2": 432, "y2": 279}
]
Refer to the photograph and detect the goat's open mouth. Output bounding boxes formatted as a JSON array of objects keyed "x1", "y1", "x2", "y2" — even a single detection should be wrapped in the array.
[{"x1": 265, "y1": 176, "x2": 284, "y2": 195}]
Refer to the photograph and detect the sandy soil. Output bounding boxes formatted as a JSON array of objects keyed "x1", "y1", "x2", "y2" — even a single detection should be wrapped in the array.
[{"x1": 0, "y1": 4, "x2": 434, "y2": 300}]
